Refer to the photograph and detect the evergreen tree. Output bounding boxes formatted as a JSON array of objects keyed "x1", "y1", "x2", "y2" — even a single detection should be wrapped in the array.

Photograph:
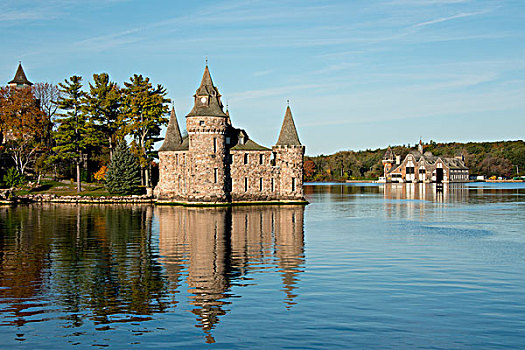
[
  {"x1": 122, "y1": 74, "x2": 169, "y2": 187},
  {"x1": 52, "y1": 75, "x2": 102, "y2": 193},
  {"x1": 85, "y1": 73, "x2": 123, "y2": 159},
  {"x1": 105, "y1": 141, "x2": 141, "y2": 195}
]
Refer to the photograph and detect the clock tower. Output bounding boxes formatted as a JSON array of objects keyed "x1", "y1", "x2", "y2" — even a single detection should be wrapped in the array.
[{"x1": 185, "y1": 65, "x2": 230, "y2": 202}]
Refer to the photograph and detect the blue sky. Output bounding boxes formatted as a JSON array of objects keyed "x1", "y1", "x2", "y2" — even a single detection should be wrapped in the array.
[{"x1": 1, "y1": 0, "x2": 524, "y2": 155}]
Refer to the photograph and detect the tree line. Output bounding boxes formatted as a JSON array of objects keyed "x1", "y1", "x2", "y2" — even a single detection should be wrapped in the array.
[
  {"x1": 0, "y1": 73, "x2": 170, "y2": 192},
  {"x1": 304, "y1": 140, "x2": 525, "y2": 182}
]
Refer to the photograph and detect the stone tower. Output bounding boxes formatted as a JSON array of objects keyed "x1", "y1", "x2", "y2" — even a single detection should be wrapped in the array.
[
  {"x1": 8, "y1": 62, "x2": 33, "y2": 88},
  {"x1": 273, "y1": 106, "x2": 305, "y2": 200},
  {"x1": 185, "y1": 66, "x2": 230, "y2": 202}
]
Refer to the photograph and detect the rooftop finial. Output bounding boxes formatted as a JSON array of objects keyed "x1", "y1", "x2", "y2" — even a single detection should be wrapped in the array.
[
  {"x1": 287, "y1": 99, "x2": 290, "y2": 106},
  {"x1": 205, "y1": 56, "x2": 208, "y2": 67}
]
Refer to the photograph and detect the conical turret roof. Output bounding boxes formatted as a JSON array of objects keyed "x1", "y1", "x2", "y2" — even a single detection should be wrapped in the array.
[
  {"x1": 275, "y1": 106, "x2": 301, "y2": 146},
  {"x1": 8, "y1": 62, "x2": 33, "y2": 86},
  {"x1": 159, "y1": 106, "x2": 183, "y2": 151},
  {"x1": 187, "y1": 65, "x2": 227, "y2": 117},
  {"x1": 383, "y1": 147, "x2": 394, "y2": 160}
]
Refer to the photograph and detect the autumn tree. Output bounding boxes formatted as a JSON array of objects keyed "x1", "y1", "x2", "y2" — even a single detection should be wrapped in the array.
[
  {"x1": 304, "y1": 159, "x2": 316, "y2": 180},
  {"x1": 122, "y1": 74, "x2": 169, "y2": 187},
  {"x1": 52, "y1": 76, "x2": 102, "y2": 193},
  {"x1": 0, "y1": 86, "x2": 49, "y2": 174},
  {"x1": 85, "y1": 73, "x2": 123, "y2": 159}
]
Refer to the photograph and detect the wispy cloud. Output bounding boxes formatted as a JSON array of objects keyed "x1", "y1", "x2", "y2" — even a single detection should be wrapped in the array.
[
  {"x1": 228, "y1": 83, "x2": 325, "y2": 102},
  {"x1": 0, "y1": 8, "x2": 57, "y2": 22},
  {"x1": 253, "y1": 70, "x2": 273, "y2": 77},
  {"x1": 413, "y1": 9, "x2": 491, "y2": 28}
]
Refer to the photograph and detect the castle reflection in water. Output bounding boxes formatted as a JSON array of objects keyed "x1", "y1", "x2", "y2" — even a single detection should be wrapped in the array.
[
  {"x1": 156, "y1": 205, "x2": 305, "y2": 341},
  {"x1": 0, "y1": 204, "x2": 304, "y2": 343}
]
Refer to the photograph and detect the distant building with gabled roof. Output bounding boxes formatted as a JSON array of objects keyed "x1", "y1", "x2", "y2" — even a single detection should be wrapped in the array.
[
  {"x1": 383, "y1": 140, "x2": 469, "y2": 183},
  {"x1": 154, "y1": 65, "x2": 306, "y2": 204},
  {"x1": 8, "y1": 62, "x2": 33, "y2": 88}
]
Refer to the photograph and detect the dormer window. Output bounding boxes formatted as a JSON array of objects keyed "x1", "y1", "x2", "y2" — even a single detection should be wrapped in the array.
[
  {"x1": 200, "y1": 120, "x2": 205, "y2": 126},
  {"x1": 199, "y1": 96, "x2": 208, "y2": 105},
  {"x1": 239, "y1": 135, "x2": 245, "y2": 145}
]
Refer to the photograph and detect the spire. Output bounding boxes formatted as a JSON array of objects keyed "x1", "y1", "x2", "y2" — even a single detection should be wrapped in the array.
[
  {"x1": 187, "y1": 65, "x2": 227, "y2": 117},
  {"x1": 383, "y1": 147, "x2": 394, "y2": 161},
  {"x1": 276, "y1": 106, "x2": 301, "y2": 146},
  {"x1": 159, "y1": 106, "x2": 183, "y2": 151},
  {"x1": 199, "y1": 65, "x2": 214, "y2": 91},
  {"x1": 8, "y1": 62, "x2": 33, "y2": 86}
]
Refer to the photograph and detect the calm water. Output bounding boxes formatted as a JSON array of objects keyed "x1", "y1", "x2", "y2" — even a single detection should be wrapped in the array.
[{"x1": 0, "y1": 183, "x2": 524, "y2": 349}]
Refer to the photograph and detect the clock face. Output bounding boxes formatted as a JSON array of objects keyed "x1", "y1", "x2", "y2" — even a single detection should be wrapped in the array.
[{"x1": 200, "y1": 96, "x2": 207, "y2": 104}]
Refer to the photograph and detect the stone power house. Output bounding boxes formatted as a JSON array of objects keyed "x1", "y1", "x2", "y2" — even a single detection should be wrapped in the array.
[{"x1": 154, "y1": 66, "x2": 306, "y2": 204}]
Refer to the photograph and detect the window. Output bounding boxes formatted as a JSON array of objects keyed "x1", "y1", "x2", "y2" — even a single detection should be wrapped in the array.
[
  {"x1": 271, "y1": 152, "x2": 276, "y2": 166},
  {"x1": 259, "y1": 154, "x2": 264, "y2": 164},
  {"x1": 259, "y1": 178, "x2": 263, "y2": 191},
  {"x1": 271, "y1": 178, "x2": 274, "y2": 192},
  {"x1": 226, "y1": 137, "x2": 231, "y2": 145},
  {"x1": 200, "y1": 120, "x2": 205, "y2": 126},
  {"x1": 419, "y1": 168, "x2": 426, "y2": 174},
  {"x1": 292, "y1": 178, "x2": 296, "y2": 192},
  {"x1": 244, "y1": 177, "x2": 248, "y2": 192},
  {"x1": 244, "y1": 153, "x2": 248, "y2": 164},
  {"x1": 213, "y1": 138, "x2": 217, "y2": 153},
  {"x1": 214, "y1": 168, "x2": 218, "y2": 183}
]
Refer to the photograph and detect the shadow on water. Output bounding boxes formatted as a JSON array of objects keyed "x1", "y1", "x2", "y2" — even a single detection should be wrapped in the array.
[{"x1": 0, "y1": 204, "x2": 305, "y2": 344}]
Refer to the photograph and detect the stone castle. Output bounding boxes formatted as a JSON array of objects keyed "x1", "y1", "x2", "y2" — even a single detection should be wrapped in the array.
[{"x1": 154, "y1": 66, "x2": 306, "y2": 204}]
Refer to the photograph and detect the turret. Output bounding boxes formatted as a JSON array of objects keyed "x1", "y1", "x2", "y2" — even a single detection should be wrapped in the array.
[
  {"x1": 273, "y1": 106, "x2": 305, "y2": 200},
  {"x1": 185, "y1": 65, "x2": 229, "y2": 202},
  {"x1": 8, "y1": 62, "x2": 33, "y2": 88},
  {"x1": 382, "y1": 147, "x2": 395, "y2": 176}
]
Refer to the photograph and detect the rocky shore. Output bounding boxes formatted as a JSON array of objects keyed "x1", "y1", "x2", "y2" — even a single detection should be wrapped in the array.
[{"x1": 0, "y1": 190, "x2": 155, "y2": 205}]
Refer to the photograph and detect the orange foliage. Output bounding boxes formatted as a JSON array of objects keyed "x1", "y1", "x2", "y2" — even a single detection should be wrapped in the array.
[
  {"x1": 94, "y1": 166, "x2": 108, "y2": 182},
  {"x1": 304, "y1": 160, "x2": 316, "y2": 178}
]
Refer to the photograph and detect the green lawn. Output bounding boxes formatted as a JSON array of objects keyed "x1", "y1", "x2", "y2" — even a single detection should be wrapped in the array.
[{"x1": 14, "y1": 180, "x2": 115, "y2": 197}]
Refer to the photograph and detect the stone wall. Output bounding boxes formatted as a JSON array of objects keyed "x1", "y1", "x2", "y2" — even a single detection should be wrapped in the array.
[
  {"x1": 229, "y1": 150, "x2": 280, "y2": 201},
  {"x1": 187, "y1": 116, "x2": 228, "y2": 202},
  {"x1": 274, "y1": 145, "x2": 305, "y2": 200},
  {"x1": 155, "y1": 150, "x2": 189, "y2": 200}
]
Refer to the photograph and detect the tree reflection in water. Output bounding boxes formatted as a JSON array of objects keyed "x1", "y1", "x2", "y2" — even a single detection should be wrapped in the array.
[{"x1": 0, "y1": 204, "x2": 305, "y2": 344}]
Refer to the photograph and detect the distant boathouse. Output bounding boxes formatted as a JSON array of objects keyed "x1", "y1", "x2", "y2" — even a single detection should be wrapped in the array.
[
  {"x1": 382, "y1": 140, "x2": 469, "y2": 183},
  {"x1": 154, "y1": 66, "x2": 306, "y2": 205}
]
